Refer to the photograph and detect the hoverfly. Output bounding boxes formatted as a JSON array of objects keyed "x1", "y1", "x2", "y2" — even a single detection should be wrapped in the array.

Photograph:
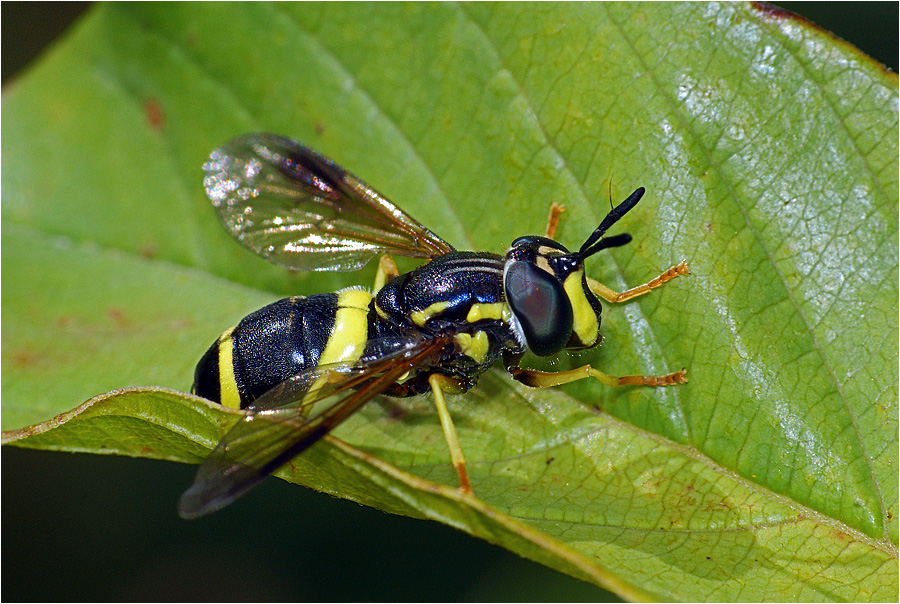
[{"x1": 180, "y1": 133, "x2": 688, "y2": 518}]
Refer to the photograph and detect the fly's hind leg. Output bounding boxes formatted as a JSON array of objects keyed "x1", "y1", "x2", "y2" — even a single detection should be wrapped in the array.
[
  {"x1": 428, "y1": 373, "x2": 473, "y2": 494},
  {"x1": 587, "y1": 262, "x2": 690, "y2": 304},
  {"x1": 374, "y1": 260, "x2": 473, "y2": 493},
  {"x1": 372, "y1": 254, "x2": 400, "y2": 293}
]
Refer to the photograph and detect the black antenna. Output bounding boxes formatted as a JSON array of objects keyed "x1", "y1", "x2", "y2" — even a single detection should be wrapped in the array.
[{"x1": 577, "y1": 187, "x2": 644, "y2": 260}]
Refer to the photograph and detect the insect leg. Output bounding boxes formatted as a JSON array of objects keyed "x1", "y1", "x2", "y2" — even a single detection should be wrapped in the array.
[
  {"x1": 544, "y1": 202, "x2": 566, "y2": 240},
  {"x1": 372, "y1": 254, "x2": 400, "y2": 293},
  {"x1": 428, "y1": 373, "x2": 474, "y2": 494},
  {"x1": 587, "y1": 261, "x2": 690, "y2": 304},
  {"x1": 508, "y1": 364, "x2": 687, "y2": 388}
]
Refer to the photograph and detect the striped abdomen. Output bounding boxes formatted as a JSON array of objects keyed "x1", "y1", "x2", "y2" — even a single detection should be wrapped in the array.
[{"x1": 192, "y1": 289, "x2": 372, "y2": 409}]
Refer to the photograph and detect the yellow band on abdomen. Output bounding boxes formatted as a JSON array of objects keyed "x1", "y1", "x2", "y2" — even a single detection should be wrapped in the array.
[
  {"x1": 217, "y1": 327, "x2": 242, "y2": 409},
  {"x1": 318, "y1": 289, "x2": 373, "y2": 367},
  {"x1": 303, "y1": 289, "x2": 374, "y2": 408}
]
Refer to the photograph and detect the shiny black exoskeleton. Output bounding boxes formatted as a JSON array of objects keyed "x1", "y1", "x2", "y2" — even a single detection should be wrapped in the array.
[{"x1": 181, "y1": 133, "x2": 687, "y2": 518}]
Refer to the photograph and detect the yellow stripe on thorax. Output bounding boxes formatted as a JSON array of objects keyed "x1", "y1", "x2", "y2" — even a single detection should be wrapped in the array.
[
  {"x1": 217, "y1": 327, "x2": 242, "y2": 409},
  {"x1": 564, "y1": 270, "x2": 599, "y2": 347},
  {"x1": 410, "y1": 300, "x2": 450, "y2": 327},
  {"x1": 465, "y1": 302, "x2": 510, "y2": 324}
]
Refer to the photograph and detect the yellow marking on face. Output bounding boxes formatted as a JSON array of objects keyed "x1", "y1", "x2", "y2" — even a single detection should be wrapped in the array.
[
  {"x1": 217, "y1": 327, "x2": 242, "y2": 410},
  {"x1": 564, "y1": 270, "x2": 599, "y2": 347},
  {"x1": 318, "y1": 289, "x2": 373, "y2": 366},
  {"x1": 410, "y1": 300, "x2": 451, "y2": 327},
  {"x1": 465, "y1": 302, "x2": 509, "y2": 324},
  {"x1": 537, "y1": 245, "x2": 562, "y2": 256},
  {"x1": 535, "y1": 255, "x2": 553, "y2": 275},
  {"x1": 454, "y1": 331, "x2": 490, "y2": 364}
]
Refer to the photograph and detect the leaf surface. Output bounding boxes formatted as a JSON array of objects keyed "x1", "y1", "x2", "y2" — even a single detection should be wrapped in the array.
[{"x1": 3, "y1": 3, "x2": 897, "y2": 601}]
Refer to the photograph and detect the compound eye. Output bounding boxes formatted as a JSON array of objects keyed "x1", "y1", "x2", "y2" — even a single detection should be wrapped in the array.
[{"x1": 504, "y1": 261, "x2": 573, "y2": 357}]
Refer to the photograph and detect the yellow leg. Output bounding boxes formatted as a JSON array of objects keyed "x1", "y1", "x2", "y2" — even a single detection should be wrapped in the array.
[
  {"x1": 372, "y1": 254, "x2": 400, "y2": 293},
  {"x1": 544, "y1": 202, "x2": 566, "y2": 240},
  {"x1": 587, "y1": 261, "x2": 690, "y2": 304},
  {"x1": 509, "y1": 364, "x2": 687, "y2": 389},
  {"x1": 428, "y1": 374, "x2": 473, "y2": 494}
]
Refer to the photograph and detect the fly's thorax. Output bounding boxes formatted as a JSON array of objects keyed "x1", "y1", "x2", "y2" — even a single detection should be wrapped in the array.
[
  {"x1": 371, "y1": 251, "x2": 521, "y2": 369},
  {"x1": 373, "y1": 251, "x2": 508, "y2": 329},
  {"x1": 503, "y1": 236, "x2": 602, "y2": 357}
]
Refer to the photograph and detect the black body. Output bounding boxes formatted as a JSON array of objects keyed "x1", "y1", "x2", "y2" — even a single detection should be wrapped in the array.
[{"x1": 181, "y1": 133, "x2": 659, "y2": 519}]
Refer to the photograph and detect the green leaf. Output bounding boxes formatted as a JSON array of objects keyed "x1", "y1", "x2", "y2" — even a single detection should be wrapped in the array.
[{"x1": 3, "y1": 3, "x2": 897, "y2": 601}]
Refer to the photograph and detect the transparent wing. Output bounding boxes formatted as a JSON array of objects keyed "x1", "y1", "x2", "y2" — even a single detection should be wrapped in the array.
[
  {"x1": 203, "y1": 133, "x2": 456, "y2": 271},
  {"x1": 179, "y1": 334, "x2": 449, "y2": 519}
]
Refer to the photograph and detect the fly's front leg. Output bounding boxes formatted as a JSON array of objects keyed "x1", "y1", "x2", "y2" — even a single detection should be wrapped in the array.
[
  {"x1": 372, "y1": 254, "x2": 400, "y2": 293},
  {"x1": 428, "y1": 373, "x2": 473, "y2": 494},
  {"x1": 544, "y1": 198, "x2": 688, "y2": 303},
  {"x1": 587, "y1": 261, "x2": 690, "y2": 304},
  {"x1": 505, "y1": 354, "x2": 687, "y2": 389}
]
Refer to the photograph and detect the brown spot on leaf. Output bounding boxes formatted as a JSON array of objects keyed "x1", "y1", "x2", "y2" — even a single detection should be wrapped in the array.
[
  {"x1": 138, "y1": 242, "x2": 158, "y2": 259},
  {"x1": 107, "y1": 307, "x2": 129, "y2": 328},
  {"x1": 831, "y1": 529, "x2": 851, "y2": 542},
  {"x1": 144, "y1": 98, "x2": 165, "y2": 130},
  {"x1": 11, "y1": 351, "x2": 42, "y2": 367}
]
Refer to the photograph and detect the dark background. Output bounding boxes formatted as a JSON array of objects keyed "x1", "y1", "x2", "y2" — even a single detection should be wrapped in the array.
[{"x1": 3, "y1": 3, "x2": 896, "y2": 601}]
